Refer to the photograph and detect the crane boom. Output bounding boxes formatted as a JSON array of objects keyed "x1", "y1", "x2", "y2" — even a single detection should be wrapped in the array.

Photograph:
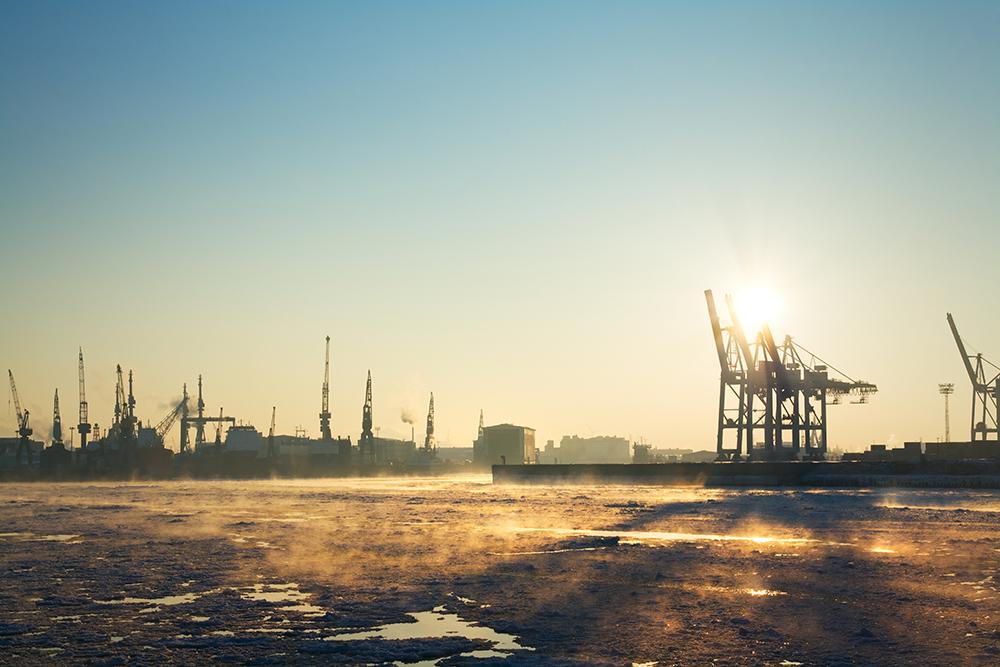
[
  {"x1": 8, "y1": 370, "x2": 24, "y2": 430},
  {"x1": 947, "y1": 313, "x2": 982, "y2": 388},
  {"x1": 155, "y1": 391, "x2": 189, "y2": 438},
  {"x1": 77, "y1": 348, "x2": 90, "y2": 449},
  {"x1": 704, "y1": 290, "x2": 738, "y2": 382},
  {"x1": 8, "y1": 370, "x2": 32, "y2": 465}
]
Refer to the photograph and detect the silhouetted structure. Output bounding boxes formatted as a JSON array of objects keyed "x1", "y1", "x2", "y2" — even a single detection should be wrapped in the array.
[
  {"x1": 947, "y1": 313, "x2": 998, "y2": 441},
  {"x1": 320, "y1": 336, "x2": 332, "y2": 441},
  {"x1": 51, "y1": 389, "x2": 63, "y2": 447},
  {"x1": 540, "y1": 435, "x2": 631, "y2": 464},
  {"x1": 179, "y1": 376, "x2": 235, "y2": 454},
  {"x1": 359, "y1": 370, "x2": 375, "y2": 464},
  {"x1": 476, "y1": 424, "x2": 535, "y2": 466},
  {"x1": 705, "y1": 289, "x2": 876, "y2": 461},
  {"x1": 7, "y1": 370, "x2": 33, "y2": 465},
  {"x1": 77, "y1": 348, "x2": 91, "y2": 452},
  {"x1": 423, "y1": 392, "x2": 435, "y2": 453}
]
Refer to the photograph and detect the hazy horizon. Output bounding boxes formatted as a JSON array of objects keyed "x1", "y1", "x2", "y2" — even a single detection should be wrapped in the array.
[{"x1": 3, "y1": 2, "x2": 999, "y2": 452}]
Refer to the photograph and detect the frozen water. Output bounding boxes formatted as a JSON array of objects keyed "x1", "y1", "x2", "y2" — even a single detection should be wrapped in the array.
[{"x1": 1, "y1": 477, "x2": 999, "y2": 663}]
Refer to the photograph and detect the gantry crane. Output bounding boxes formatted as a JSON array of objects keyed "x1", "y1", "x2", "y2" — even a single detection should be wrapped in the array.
[
  {"x1": 320, "y1": 336, "x2": 332, "y2": 441},
  {"x1": 947, "y1": 313, "x2": 999, "y2": 441},
  {"x1": 706, "y1": 289, "x2": 877, "y2": 461},
  {"x1": 8, "y1": 370, "x2": 33, "y2": 466}
]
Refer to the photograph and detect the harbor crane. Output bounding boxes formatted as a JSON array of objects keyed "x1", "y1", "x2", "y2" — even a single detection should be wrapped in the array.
[
  {"x1": 154, "y1": 386, "x2": 189, "y2": 444},
  {"x1": 320, "y1": 336, "x2": 332, "y2": 441},
  {"x1": 423, "y1": 392, "x2": 435, "y2": 453},
  {"x1": 77, "y1": 348, "x2": 91, "y2": 452},
  {"x1": 706, "y1": 289, "x2": 877, "y2": 460},
  {"x1": 109, "y1": 365, "x2": 138, "y2": 456},
  {"x1": 179, "y1": 376, "x2": 234, "y2": 453},
  {"x1": 359, "y1": 370, "x2": 375, "y2": 464},
  {"x1": 52, "y1": 389, "x2": 63, "y2": 447},
  {"x1": 214, "y1": 407, "x2": 225, "y2": 445},
  {"x1": 267, "y1": 406, "x2": 276, "y2": 459},
  {"x1": 947, "y1": 313, "x2": 999, "y2": 441},
  {"x1": 8, "y1": 370, "x2": 33, "y2": 465}
]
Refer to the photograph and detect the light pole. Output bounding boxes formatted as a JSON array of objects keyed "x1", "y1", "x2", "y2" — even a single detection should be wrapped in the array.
[{"x1": 939, "y1": 383, "x2": 955, "y2": 442}]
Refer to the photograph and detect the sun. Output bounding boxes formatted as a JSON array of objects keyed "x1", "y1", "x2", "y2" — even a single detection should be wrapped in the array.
[{"x1": 733, "y1": 287, "x2": 780, "y2": 335}]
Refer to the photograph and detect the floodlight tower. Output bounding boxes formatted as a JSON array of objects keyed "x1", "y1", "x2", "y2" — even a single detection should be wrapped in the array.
[{"x1": 939, "y1": 383, "x2": 955, "y2": 442}]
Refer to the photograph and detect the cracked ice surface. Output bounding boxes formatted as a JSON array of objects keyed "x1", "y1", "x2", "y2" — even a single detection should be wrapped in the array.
[{"x1": 1, "y1": 478, "x2": 1000, "y2": 664}]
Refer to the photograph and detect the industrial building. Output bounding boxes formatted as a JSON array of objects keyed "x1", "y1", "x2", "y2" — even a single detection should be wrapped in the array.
[
  {"x1": 474, "y1": 423, "x2": 536, "y2": 466},
  {"x1": 843, "y1": 441, "x2": 1000, "y2": 463},
  {"x1": 0, "y1": 438, "x2": 44, "y2": 469},
  {"x1": 538, "y1": 435, "x2": 631, "y2": 464},
  {"x1": 373, "y1": 436, "x2": 417, "y2": 465}
]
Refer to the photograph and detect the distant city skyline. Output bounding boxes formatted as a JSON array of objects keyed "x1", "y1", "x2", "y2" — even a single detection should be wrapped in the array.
[{"x1": 3, "y1": 2, "x2": 999, "y2": 451}]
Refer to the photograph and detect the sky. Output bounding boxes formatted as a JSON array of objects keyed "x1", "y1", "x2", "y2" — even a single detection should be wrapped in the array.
[{"x1": 2, "y1": 1, "x2": 999, "y2": 452}]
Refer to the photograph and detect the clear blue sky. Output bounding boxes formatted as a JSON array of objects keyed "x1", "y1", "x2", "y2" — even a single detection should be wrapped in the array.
[{"x1": 2, "y1": 2, "x2": 999, "y2": 450}]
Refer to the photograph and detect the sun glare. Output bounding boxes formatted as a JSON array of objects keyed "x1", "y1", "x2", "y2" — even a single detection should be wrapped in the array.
[{"x1": 734, "y1": 287, "x2": 780, "y2": 334}]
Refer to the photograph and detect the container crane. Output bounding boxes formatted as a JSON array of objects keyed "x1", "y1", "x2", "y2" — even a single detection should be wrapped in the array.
[
  {"x1": 947, "y1": 313, "x2": 999, "y2": 441},
  {"x1": 706, "y1": 288, "x2": 877, "y2": 461}
]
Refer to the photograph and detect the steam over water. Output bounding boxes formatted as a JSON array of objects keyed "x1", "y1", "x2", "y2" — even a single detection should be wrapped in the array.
[{"x1": 1, "y1": 477, "x2": 999, "y2": 664}]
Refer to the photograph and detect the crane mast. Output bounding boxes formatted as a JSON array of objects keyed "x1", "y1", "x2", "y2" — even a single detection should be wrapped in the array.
[
  {"x1": 359, "y1": 370, "x2": 374, "y2": 464},
  {"x1": 319, "y1": 336, "x2": 332, "y2": 441},
  {"x1": 215, "y1": 407, "x2": 225, "y2": 445},
  {"x1": 195, "y1": 374, "x2": 206, "y2": 448},
  {"x1": 423, "y1": 392, "x2": 435, "y2": 452},
  {"x1": 52, "y1": 389, "x2": 63, "y2": 445},
  {"x1": 114, "y1": 365, "x2": 125, "y2": 427},
  {"x1": 78, "y1": 348, "x2": 91, "y2": 451},
  {"x1": 267, "y1": 406, "x2": 276, "y2": 459}
]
